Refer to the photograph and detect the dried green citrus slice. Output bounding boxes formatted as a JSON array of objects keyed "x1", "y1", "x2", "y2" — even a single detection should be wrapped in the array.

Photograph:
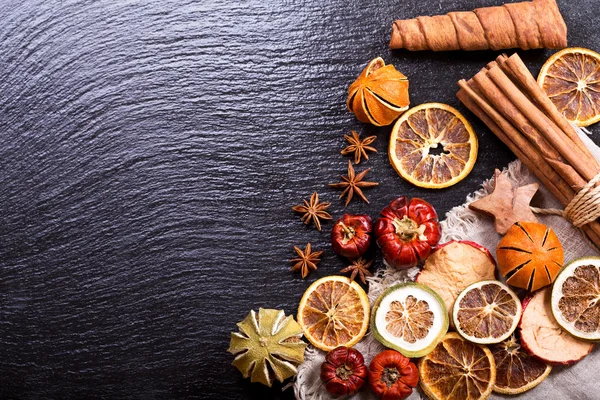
[
  {"x1": 490, "y1": 335, "x2": 551, "y2": 394},
  {"x1": 419, "y1": 332, "x2": 496, "y2": 400},
  {"x1": 371, "y1": 282, "x2": 448, "y2": 358},
  {"x1": 551, "y1": 256, "x2": 600, "y2": 341},
  {"x1": 452, "y1": 280, "x2": 521, "y2": 344}
]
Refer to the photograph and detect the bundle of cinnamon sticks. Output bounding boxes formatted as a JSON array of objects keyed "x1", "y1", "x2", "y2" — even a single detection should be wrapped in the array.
[{"x1": 457, "y1": 53, "x2": 600, "y2": 249}]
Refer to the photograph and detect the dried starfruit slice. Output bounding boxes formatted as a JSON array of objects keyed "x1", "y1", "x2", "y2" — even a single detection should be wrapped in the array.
[
  {"x1": 490, "y1": 334, "x2": 552, "y2": 395},
  {"x1": 551, "y1": 256, "x2": 600, "y2": 341},
  {"x1": 371, "y1": 282, "x2": 448, "y2": 358},
  {"x1": 228, "y1": 308, "x2": 307, "y2": 387},
  {"x1": 452, "y1": 280, "x2": 521, "y2": 344}
]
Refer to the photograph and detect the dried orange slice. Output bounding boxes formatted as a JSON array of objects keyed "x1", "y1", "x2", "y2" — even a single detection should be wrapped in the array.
[
  {"x1": 489, "y1": 335, "x2": 551, "y2": 395},
  {"x1": 389, "y1": 103, "x2": 478, "y2": 189},
  {"x1": 538, "y1": 47, "x2": 600, "y2": 127},
  {"x1": 297, "y1": 276, "x2": 370, "y2": 351},
  {"x1": 419, "y1": 332, "x2": 496, "y2": 400},
  {"x1": 452, "y1": 280, "x2": 521, "y2": 345}
]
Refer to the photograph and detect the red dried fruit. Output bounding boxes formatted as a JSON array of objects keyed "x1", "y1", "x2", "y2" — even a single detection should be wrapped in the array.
[
  {"x1": 519, "y1": 288, "x2": 593, "y2": 365},
  {"x1": 374, "y1": 197, "x2": 441, "y2": 269},
  {"x1": 368, "y1": 349, "x2": 418, "y2": 400},
  {"x1": 331, "y1": 214, "x2": 373, "y2": 259},
  {"x1": 320, "y1": 346, "x2": 368, "y2": 397}
]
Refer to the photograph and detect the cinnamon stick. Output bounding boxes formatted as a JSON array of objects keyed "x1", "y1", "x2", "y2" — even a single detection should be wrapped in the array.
[
  {"x1": 501, "y1": 54, "x2": 597, "y2": 167},
  {"x1": 390, "y1": 0, "x2": 567, "y2": 51},
  {"x1": 470, "y1": 68, "x2": 585, "y2": 189},
  {"x1": 486, "y1": 65, "x2": 600, "y2": 182},
  {"x1": 458, "y1": 82, "x2": 600, "y2": 246},
  {"x1": 457, "y1": 55, "x2": 600, "y2": 250}
]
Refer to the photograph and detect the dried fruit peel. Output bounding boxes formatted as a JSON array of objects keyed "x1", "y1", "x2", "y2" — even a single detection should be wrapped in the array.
[
  {"x1": 551, "y1": 256, "x2": 600, "y2": 341},
  {"x1": 347, "y1": 57, "x2": 410, "y2": 127},
  {"x1": 416, "y1": 241, "x2": 496, "y2": 321},
  {"x1": 228, "y1": 308, "x2": 307, "y2": 387},
  {"x1": 519, "y1": 288, "x2": 593, "y2": 365},
  {"x1": 371, "y1": 282, "x2": 448, "y2": 358},
  {"x1": 419, "y1": 332, "x2": 496, "y2": 400},
  {"x1": 453, "y1": 280, "x2": 521, "y2": 344}
]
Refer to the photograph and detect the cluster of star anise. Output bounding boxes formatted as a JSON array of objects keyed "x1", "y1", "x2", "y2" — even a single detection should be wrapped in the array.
[{"x1": 289, "y1": 130, "x2": 379, "y2": 281}]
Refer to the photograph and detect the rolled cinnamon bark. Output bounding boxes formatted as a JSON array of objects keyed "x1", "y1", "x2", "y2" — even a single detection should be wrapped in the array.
[
  {"x1": 457, "y1": 54, "x2": 600, "y2": 250},
  {"x1": 390, "y1": 0, "x2": 567, "y2": 51}
]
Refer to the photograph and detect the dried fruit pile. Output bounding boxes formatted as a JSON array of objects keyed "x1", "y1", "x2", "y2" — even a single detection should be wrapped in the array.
[{"x1": 226, "y1": 8, "x2": 600, "y2": 397}]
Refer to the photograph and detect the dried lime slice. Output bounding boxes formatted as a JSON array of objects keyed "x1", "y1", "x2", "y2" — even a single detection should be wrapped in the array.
[
  {"x1": 551, "y1": 256, "x2": 600, "y2": 341},
  {"x1": 371, "y1": 282, "x2": 448, "y2": 358}
]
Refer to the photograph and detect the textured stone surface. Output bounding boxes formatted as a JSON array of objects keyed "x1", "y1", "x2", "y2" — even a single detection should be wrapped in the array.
[{"x1": 0, "y1": 0, "x2": 596, "y2": 399}]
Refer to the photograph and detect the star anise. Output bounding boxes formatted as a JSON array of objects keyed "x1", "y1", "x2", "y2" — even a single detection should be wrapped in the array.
[
  {"x1": 290, "y1": 243, "x2": 322, "y2": 279},
  {"x1": 341, "y1": 258, "x2": 374, "y2": 284},
  {"x1": 291, "y1": 192, "x2": 332, "y2": 231},
  {"x1": 341, "y1": 130, "x2": 377, "y2": 164},
  {"x1": 329, "y1": 160, "x2": 379, "y2": 206}
]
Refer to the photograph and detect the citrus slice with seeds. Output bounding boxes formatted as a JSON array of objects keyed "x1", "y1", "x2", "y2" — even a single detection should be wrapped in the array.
[
  {"x1": 389, "y1": 103, "x2": 478, "y2": 189},
  {"x1": 538, "y1": 47, "x2": 600, "y2": 127},
  {"x1": 371, "y1": 282, "x2": 448, "y2": 358},
  {"x1": 551, "y1": 257, "x2": 600, "y2": 341},
  {"x1": 297, "y1": 276, "x2": 370, "y2": 351},
  {"x1": 489, "y1": 334, "x2": 551, "y2": 395},
  {"x1": 419, "y1": 332, "x2": 496, "y2": 400},
  {"x1": 452, "y1": 280, "x2": 521, "y2": 345}
]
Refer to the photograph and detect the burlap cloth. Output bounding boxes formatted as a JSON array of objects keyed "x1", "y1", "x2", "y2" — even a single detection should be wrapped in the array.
[{"x1": 295, "y1": 131, "x2": 600, "y2": 399}]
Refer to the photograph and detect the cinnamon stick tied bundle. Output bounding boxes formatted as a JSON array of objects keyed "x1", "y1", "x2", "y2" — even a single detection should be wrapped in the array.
[
  {"x1": 457, "y1": 53, "x2": 600, "y2": 249},
  {"x1": 390, "y1": 0, "x2": 567, "y2": 51}
]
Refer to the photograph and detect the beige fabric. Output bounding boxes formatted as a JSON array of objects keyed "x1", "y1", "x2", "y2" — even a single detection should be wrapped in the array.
[{"x1": 295, "y1": 131, "x2": 600, "y2": 400}]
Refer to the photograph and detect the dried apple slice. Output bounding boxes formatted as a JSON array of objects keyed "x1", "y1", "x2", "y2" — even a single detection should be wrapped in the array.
[
  {"x1": 520, "y1": 287, "x2": 593, "y2": 365},
  {"x1": 371, "y1": 282, "x2": 448, "y2": 358},
  {"x1": 416, "y1": 241, "x2": 496, "y2": 322}
]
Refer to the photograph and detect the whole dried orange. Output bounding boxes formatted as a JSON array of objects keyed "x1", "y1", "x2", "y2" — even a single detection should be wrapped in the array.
[
  {"x1": 347, "y1": 57, "x2": 410, "y2": 126},
  {"x1": 297, "y1": 276, "x2": 370, "y2": 351},
  {"x1": 389, "y1": 103, "x2": 478, "y2": 189},
  {"x1": 538, "y1": 47, "x2": 600, "y2": 127},
  {"x1": 419, "y1": 332, "x2": 496, "y2": 400},
  {"x1": 496, "y1": 222, "x2": 564, "y2": 292}
]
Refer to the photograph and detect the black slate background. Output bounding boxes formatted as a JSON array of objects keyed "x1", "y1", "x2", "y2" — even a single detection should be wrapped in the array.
[{"x1": 0, "y1": 0, "x2": 597, "y2": 399}]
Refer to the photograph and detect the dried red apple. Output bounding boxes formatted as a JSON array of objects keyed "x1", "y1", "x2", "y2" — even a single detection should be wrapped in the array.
[{"x1": 519, "y1": 288, "x2": 593, "y2": 365}]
